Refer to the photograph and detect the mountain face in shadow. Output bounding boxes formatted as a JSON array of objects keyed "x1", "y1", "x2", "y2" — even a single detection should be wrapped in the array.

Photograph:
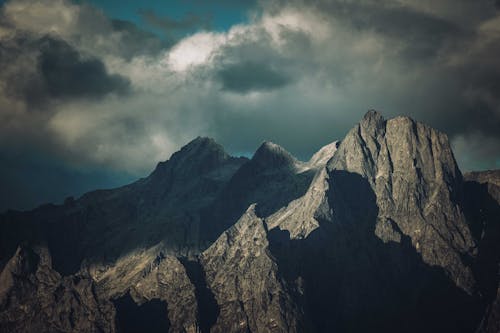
[
  {"x1": 0, "y1": 137, "x2": 249, "y2": 276},
  {"x1": 268, "y1": 170, "x2": 482, "y2": 332},
  {"x1": 1, "y1": 111, "x2": 499, "y2": 333}
]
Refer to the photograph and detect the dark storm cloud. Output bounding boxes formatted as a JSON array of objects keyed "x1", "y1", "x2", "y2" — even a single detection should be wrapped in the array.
[
  {"x1": 210, "y1": 27, "x2": 311, "y2": 93},
  {"x1": 217, "y1": 61, "x2": 290, "y2": 93},
  {"x1": 0, "y1": 34, "x2": 130, "y2": 109},
  {"x1": 290, "y1": 0, "x2": 467, "y2": 59},
  {"x1": 38, "y1": 37, "x2": 130, "y2": 99},
  {"x1": 0, "y1": 34, "x2": 46, "y2": 107},
  {"x1": 457, "y1": 65, "x2": 500, "y2": 137}
]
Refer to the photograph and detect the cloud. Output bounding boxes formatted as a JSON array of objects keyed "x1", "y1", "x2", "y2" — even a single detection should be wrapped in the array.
[
  {"x1": 1, "y1": 0, "x2": 166, "y2": 59},
  {"x1": 452, "y1": 133, "x2": 500, "y2": 172},
  {"x1": 38, "y1": 37, "x2": 130, "y2": 99},
  {"x1": 0, "y1": 33, "x2": 130, "y2": 110},
  {"x1": 216, "y1": 61, "x2": 290, "y2": 92},
  {"x1": 166, "y1": 31, "x2": 226, "y2": 72},
  {"x1": 1, "y1": 0, "x2": 500, "y2": 210},
  {"x1": 110, "y1": 19, "x2": 170, "y2": 59}
]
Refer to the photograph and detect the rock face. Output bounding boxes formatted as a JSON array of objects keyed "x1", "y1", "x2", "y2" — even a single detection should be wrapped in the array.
[
  {"x1": 0, "y1": 246, "x2": 114, "y2": 333},
  {"x1": 465, "y1": 170, "x2": 500, "y2": 189},
  {"x1": 266, "y1": 141, "x2": 338, "y2": 238},
  {"x1": 206, "y1": 141, "x2": 315, "y2": 225},
  {"x1": 200, "y1": 205, "x2": 304, "y2": 333},
  {"x1": 88, "y1": 247, "x2": 199, "y2": 333},
  {"x1": 327, "y1": 110, "x2": 476, "y2": 292},
  {"x1": 0, "y1": 111, "x2": 499, "y2": 332},
  {"x1": 0, "y1": 137, "x2": 248, "y2": 275}
]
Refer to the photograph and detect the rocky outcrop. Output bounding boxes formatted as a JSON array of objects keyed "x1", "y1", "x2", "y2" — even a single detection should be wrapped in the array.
[
  {"x1": 200, "y1": 205, "x2": 304, "y2": 333},
  {"x1": 0, "y1": 245, "x2": 114, "y2": 333},
  {"x1": 326, "y1": 110, "x2": 476, "y2": 293},
  {"x1": 465, "y1": 170, "x2": 500, "y2": 189},
  {"x1": 266, "y1": 141, "x2": 338, "y2": 238},
  {"x1": 204, "y1": 141, "x2": 316, "y2": 238},
  {"x1": 88, "y1": 246, "x2": 199, "y2": 333}
]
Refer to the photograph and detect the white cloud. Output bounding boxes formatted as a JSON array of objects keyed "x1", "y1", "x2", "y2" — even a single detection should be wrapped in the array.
[
  {"x1": 3, "y1": 0, "x2": 81, "y2": 36},
  {"x1": 167, "y1": 32, "x2": 226, "y2": 72}
]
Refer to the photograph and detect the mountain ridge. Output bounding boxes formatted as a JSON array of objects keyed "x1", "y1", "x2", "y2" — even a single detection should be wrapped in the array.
[{"x1": 1, "y1": 111, "x2": 499, "y2": 333}]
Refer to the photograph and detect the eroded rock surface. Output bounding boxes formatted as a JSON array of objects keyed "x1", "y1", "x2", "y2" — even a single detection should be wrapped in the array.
[
  {"x1": 326, "y1": 110, "x2": 476, "y2": 293},
  {"x1": 201, "y1": 205, "x2": 304, "y2": 333},
  {"x1": 0, "y1": 246, "x2": 114, "y2": 333}
]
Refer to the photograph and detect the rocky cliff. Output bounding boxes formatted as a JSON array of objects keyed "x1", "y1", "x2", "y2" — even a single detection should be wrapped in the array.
[{"x1": 0, "y1": 111, "x2": 499, "y2": 332}]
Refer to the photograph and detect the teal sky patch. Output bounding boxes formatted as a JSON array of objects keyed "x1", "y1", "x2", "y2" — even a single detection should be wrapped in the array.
[{"x1": 76, "y1": 0, "x2": 256, "y2": 37}]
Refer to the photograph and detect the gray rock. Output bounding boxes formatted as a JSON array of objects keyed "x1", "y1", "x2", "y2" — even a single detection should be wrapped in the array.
[
  {"x1": 326, "y1": 110, "x2": 477, "y2": 293},
  {"x1": 200, "y1": 205, "x2": 304, "y2": 333},
  {"x1": 266, "y1": 141, "x2": 338, "y2": 239},
  {"x1": 0, "y1": 245, "x2": 115, "y2": 333},
  {"x1": 88, "y1": 246, "x2": 199, "y2": 333}
]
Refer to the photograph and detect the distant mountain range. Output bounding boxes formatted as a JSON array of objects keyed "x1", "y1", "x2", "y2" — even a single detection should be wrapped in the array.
[{"x1": 1, "y1": 111, "x2": 499, "y2": 333}]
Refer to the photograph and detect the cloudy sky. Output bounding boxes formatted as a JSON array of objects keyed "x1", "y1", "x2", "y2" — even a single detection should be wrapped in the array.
[{"x1": 0, "y1": 0, "x2": 499, "y2": 211}]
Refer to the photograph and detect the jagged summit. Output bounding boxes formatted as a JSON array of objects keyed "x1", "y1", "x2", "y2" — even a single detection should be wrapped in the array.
[
  {"x1": 251, "y1": 141, "x2": 299, "y2": 170},
  {"x1": 328, "y1": 109, "x2": 474, "y2": 293},
  {"x1": 183, "y1": 136, "x2": 222, "y2": 150},
  {"x1": 358, "y1": 110, "x2": 387, "y2": 143},
  {"x1": 166, "y1": 136, "x2": 229, "y2": 164},
  {"x1": 150, "y1": 136, "x2": 243, "y2": 181},
  {"x1": 361, "y1": 109, "x2": 385, "y2": 126}
]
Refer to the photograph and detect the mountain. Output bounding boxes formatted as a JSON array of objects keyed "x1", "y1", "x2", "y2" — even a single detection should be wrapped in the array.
[
  {"x1": 1, "y1": 111, "x2": 499, "y2": 333},
  {"x1": 0, "y1": 137, "x2": 247, "y2": 274}
]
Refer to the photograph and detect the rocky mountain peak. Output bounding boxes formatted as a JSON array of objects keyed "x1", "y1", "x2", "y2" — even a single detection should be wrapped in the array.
[
  {"x1": 251, "y1": 141, "x2": 298, "y2": 170},
  {"x1": 150, "y1": 136, "x2": 239, "y2": 181},
  {"x1": 170, "y1": 136, "x2": 229, "y2": 164},
  {"x1": 360, "y1": 109, "x2": 386, "y2": 133},
  {"x1": 327, "y1": 111, "x2": 475, "y2": 293},
  {"x1": 184, "y1": 136, "x2": 223, "y2": 151}
]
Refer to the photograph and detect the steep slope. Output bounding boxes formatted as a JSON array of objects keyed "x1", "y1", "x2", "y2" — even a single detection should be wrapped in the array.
[
  {"x1": 200, "y1": 205, "x2": 305, "y2": 333},
  {"x1": 202, "y1": 141, "x2": 317, "y2": 240},
  {"x1": 266, "y1": 141, "x2": 338, "y2": 238},
  {"x1": 0, "y1": 137, "x2": 247, "y2": 333},
  {"x1": 266, "y1": 111, "x2": 486, "y2": 332},
  {"x1": 0, "y1": 137, "x2": 247, "y2": 275},
  {"x1": 326, "y1": 110, "x2": 476, "y2": 292}
]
